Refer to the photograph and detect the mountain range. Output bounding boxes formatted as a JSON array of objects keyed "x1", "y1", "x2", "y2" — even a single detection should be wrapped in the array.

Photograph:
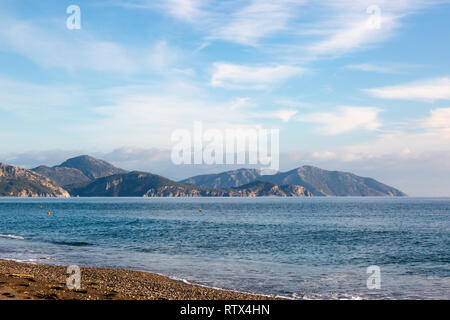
[
  {"x1": 0, "y1": 155, "x2": 406, "y2": 197},
  {"x1": 181, "y1": 166, "x2": 406, "y2": 197},
  {"x1": 66, "y1": 171, "x2": 311, "y2": 197}
]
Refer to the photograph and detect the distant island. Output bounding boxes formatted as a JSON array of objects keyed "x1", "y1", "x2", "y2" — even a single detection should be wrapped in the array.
[{"x1": 0, "y1": 155, "x2": 406, "y2": 197}]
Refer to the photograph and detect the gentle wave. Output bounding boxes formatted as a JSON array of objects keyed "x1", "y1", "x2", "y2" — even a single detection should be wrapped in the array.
[
  {"x1": 294, "y1": 293, "x2": 364, "y2": 300},
  {"x1": 13, "y1": 257, "x2": 54, "y2": 263},
  {"x1": 0, "y1": 234, "x2": 25, "y2": 240},
  {"x1": 50, "y1": 241, "x2": 91, "y2": 247},
  {"x1": 169, "y1": 275, "x2": 363, "y2": 300},
  {"x1": 168, "y1": 275, "x2": 284, "y2": 299}
]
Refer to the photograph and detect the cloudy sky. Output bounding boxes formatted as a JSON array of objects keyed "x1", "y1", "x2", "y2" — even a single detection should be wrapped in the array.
[{"x1": 1, "y1": 0, "x2": 450, "y2": 196}]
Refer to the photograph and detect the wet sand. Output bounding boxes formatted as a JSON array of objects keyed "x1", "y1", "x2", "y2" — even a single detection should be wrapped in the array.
[{"x1": 0, "y1": 260, "x2": 273, "y2": 300}]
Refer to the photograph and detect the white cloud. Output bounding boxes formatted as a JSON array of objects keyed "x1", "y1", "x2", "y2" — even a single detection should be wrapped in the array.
[
  {"x1": 282, "y1": 106, "x2": 450, "y2": 196},
  {"x1": 111, "y1": 0, "x2": 205, "y2": 21},
  {"x1": 112, "y1": 0, "x2": 446, "y2": 64},
  {"x1": 165, "y1": 0, "x2": 204, "y2": 21},
  {"x1": 252, "y1": 109, "x2": 298, "y2": 122},
  {"x1": 423, "y1": 108, "x2": 450, "y2": 129},
  {"x1": 124, "y1": 0, "x2": 305, "y2": 45},
  {"x1": 211, "y1": 63, "x2": 306, "y2": 89},
  {"x1": 365, "y1": 77, "x2": 450, "y2": 101},
  {"x1": 78, "y1": 82, "x2": 285, "y2": 149},
  {"x1": 275, "y1": 99, "x2": 312, "y2": 109},
  {"x1": 0, "y1": 15, "x2": 183, "y2": 74},
  {"x1": 296, "y1": 106, "x2": 382, "y2": 135},
  {"x1": 341, "y1": 108, "x2": 450, "y2": 159},
  {"x1": 311, "y1": 151, "x2": 336, "y2": 160},
  {"x1": 275, "y1": 110, "x2": 298, "y2": 122},
  {"x1": 211, "y1": 0, "x2": 305, "y2": 45},
  {"x1": 308, "y1": 12, "x2": 399, "y2": 57},
  {"x1": 230, "y1": 97, "x2": 252, "y2": 110},
  {"x1": 301, "y1": 0, "x2": 449, "y2": 59},
  {"x1": 0, "y1": 74, "x2": 292, "y2": 150},
  {"x1": 146, "y1": 40, "x2": 181, "y2": 70},
  {"x1": 0, "y1": 76, "x2": 80, "y2": 115},
  {"x1": 0, "y1": 18, "x2": 131, "y2": 73},
  {"x1": 346, "y1": 63, "x2": 394, "y2": 74}
]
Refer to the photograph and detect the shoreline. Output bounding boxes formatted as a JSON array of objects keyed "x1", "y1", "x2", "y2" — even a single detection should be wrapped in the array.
[{"x1": 0, "y1": 260, "x2": 276, "y2": 300}]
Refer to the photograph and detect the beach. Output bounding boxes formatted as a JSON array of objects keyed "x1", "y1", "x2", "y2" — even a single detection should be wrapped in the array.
[{"x1": 0, "y1": 260, "x2": 271, "y2": 300}]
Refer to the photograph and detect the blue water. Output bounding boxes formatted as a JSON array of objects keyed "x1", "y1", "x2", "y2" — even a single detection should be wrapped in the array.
[{"x1": 0, "y1": 197, "x2": 449, "y2": 299}]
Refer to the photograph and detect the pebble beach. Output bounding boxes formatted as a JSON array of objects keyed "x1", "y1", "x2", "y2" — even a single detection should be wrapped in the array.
[{"x1": 0, "y1": 260, "x2": 271, "y2": 300}]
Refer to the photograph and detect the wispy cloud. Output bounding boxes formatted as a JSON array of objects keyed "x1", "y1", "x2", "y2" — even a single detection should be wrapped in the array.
[
  {"x1": 0, "y1": 15, "x2": 182, "y2": 74},
  {"x1": 211, "y1": 62, "x2": 306, "y2": 89},
  {"x1": 230, "y1": 97, "x2": 253, "y2": 110},
  {"x1": 346, "y1": 62, "x2": 422, "y2": 74},
  {"x1": 0, "y1": 17, "x2": 130, "y2": 72},
  {"x1": 274, "y1": 99, "x2": 312, "y2": 109},
  {"x1": 123, "y1": 0, "x2": 305, "y2": 45},
  {"x1": 274, "y1": 109, "x2": 298, "y2": 122},
  {"x1": 0, "y1": 76, "x2": 80, "y2": 116},
  {"x1": 423, "y1": 108, "x2": 450, "y2": 130},
  {"x1": 298, "y1": 0, "x2": 447, "y2": 59},
  {"x1": 308, "y1": 15, "x2": 398, "y2": 57},
  {"x1": 210, "y1": 0, "x2": 305, "y2": 46},
  {"x1": 365, "y1": 77, "x2": 450, "y2": 101},
  {"x1": 343, "y1": 107, "x2": 450, "y2": 158},
  {"x1": 113, "y1": 0, "x2": 205, "y2": 21},
  {"x1": 346, "y1": 63, "x2": 394, "y2": 74},
  {"x1": 303, "y1": 0, "x2": 427, "y2": 58},
  {"x1": 296, "y1": 106, "x2": 382, "y2": 135},
  {"x1": 165, "y1": 0, "x2": 205, "y2": 21},
  {"x1": 79, "y1": 81, "x2": 285, "y2": 149},
  {"x1": 251, "y1": 109, "x2": 298, "y2": 122},
  {"x1": 110, "y1": 0, "x2": 447, "y2": 64}
]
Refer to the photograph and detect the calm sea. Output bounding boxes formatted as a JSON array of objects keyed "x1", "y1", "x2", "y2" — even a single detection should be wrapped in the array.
[{"x1": 0, "y1": 197, "x2": 448, "y2": 299}]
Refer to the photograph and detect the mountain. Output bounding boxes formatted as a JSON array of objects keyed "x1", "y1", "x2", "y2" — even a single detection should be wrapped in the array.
[
  {"x1": 181, "y1": 166, "x2": 407, "y2": 197},
  {"x1": 66, "y1": 172, "x2": 311, "y2": 197},
  {"x1": 32, "y1": 155, "x2": 127, "y2": 186},
  {"x1": 0, "y1": 163, "x2": 70, "y2": 197},
  {"x1": 181, "y1": 168, "x2": 261, "y2": 188},
  {"x1": 67, "y1": 171, "x2": 201, "y2": 197},
  {"x1": 56, "y1": 155, "x2": 128, "y2": 180},
  {"x1": 261, "y1": 166, "x2": 406, "y2": 196},
  {"x1": 231, "y1": 181, "x2": 311, "y2": 197},
  {"x1": 32, "y1": 166, "x2": 90, "y2": 187}
]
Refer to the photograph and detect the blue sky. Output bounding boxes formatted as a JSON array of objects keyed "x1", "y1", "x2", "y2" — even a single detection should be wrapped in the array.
[{"x1": 1, "y1": 0, "x2": 450, "y2": 196}]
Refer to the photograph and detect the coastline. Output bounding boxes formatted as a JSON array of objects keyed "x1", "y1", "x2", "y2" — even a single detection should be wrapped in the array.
[{"x1": 0, "y1": 260, "x2": 274, "y2": 300}]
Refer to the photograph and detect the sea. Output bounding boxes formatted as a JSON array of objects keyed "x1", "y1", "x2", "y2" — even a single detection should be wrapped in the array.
[{"x1": 0, "y1": 197, "x2": 448, "y2": 300}]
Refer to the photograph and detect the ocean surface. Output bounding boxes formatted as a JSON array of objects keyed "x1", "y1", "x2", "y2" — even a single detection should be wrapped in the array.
[{"x1": 0, "y1": 197, "x2": 448, "y2": 300}]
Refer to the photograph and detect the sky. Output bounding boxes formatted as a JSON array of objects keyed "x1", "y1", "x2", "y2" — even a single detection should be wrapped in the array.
[{"x1": 1, "y1": 0, "x2": 450, "y2": 196}]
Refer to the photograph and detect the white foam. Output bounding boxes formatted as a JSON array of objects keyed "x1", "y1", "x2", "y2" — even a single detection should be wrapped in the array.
[
  {"x1": 13, "y1": 257, "x2": 54, "y2": 263},
  {"x1": 0, "y1": 234, "x2": 24, "y2": 240},
  {"x1": 168, "y1": 275, "x2": 285, "y2": 299},
  {"x1": 297, "y1": 292, "x2": 365, "y2": 300}
]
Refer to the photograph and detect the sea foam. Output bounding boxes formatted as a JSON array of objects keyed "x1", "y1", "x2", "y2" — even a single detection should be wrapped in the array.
[{"x1": 0, "y1": 234, "x2": 25, "y2": 240}]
